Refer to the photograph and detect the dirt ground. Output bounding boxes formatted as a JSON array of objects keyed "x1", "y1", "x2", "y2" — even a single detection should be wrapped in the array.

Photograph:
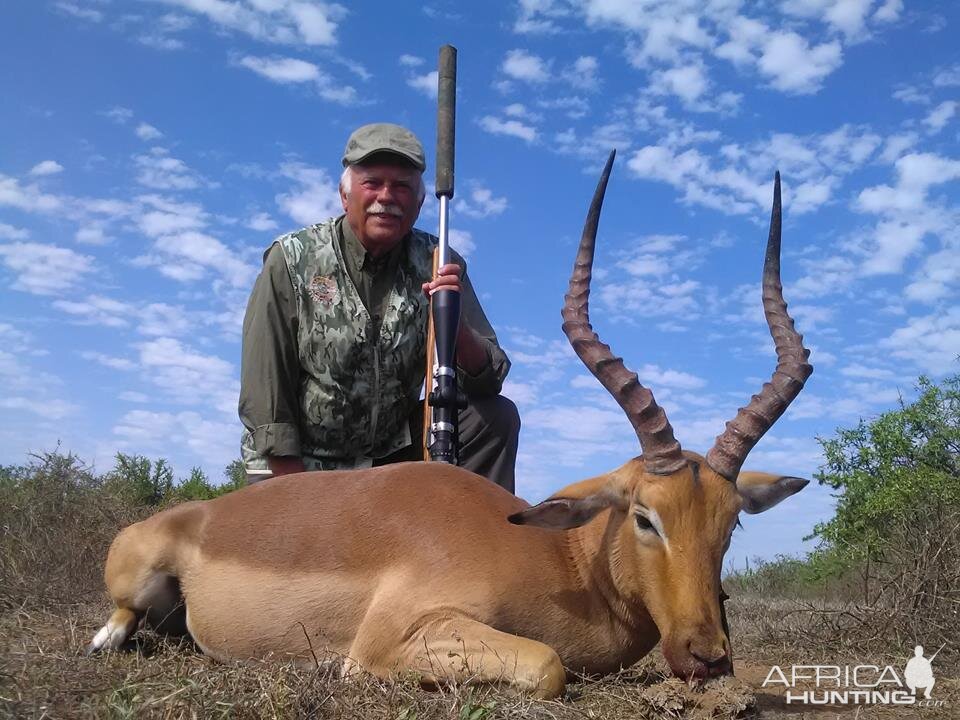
[{"x1": 1, "y1": 598, "x2": 956, "y2": 719}]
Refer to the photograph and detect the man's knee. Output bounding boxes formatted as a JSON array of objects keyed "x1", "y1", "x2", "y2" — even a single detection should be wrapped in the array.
[{"x1": 473, "y1": 394, "x2": 520, "y2": 440}]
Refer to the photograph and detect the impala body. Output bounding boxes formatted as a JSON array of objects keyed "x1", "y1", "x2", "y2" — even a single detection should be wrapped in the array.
[{"x1": 90, "y1": 153, "x2": 813, "y2": 698}]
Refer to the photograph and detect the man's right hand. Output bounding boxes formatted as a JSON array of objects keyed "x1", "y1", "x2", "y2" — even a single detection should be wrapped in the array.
[{"x1": 267, "y1": 455, "x2": 306, "y2": 477}]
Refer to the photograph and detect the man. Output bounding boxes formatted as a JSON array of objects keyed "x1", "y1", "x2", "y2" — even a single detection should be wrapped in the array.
[{"x1": 239, "y1": 123, "x2": 518, "y2": 492}]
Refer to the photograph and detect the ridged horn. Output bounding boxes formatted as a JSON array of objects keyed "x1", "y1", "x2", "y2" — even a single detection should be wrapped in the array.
[
  {"x1": 561, "y1": 150, "x2": 686, "y2": 476},
  {"x1": 705, "y1": 172, "x2": 813, "y2": 480}
]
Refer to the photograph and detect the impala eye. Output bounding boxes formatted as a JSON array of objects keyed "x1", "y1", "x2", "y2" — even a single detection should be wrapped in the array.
[{"x1": 635, "y1": 512, "x2": 657, "y2": 534}]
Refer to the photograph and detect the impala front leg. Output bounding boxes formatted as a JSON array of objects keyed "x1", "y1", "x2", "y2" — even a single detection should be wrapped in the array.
[{"x1": 397, "y1": 616, "x2": 566, "y2": 699}]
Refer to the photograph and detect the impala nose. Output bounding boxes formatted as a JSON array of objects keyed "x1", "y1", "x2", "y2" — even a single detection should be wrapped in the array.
[{"x1": 689, "y1": 646, "x2": 731, "y2": 676}]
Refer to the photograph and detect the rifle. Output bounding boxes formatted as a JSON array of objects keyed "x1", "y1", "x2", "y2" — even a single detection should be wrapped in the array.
[{"x1": 423, "y1": 44, "x2": 466, "y2": 464}]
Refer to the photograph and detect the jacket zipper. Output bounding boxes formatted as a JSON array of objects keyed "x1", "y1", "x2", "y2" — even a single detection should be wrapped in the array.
[{"x1": 368, "y1": 330, "x2": 380, "y2": 450}]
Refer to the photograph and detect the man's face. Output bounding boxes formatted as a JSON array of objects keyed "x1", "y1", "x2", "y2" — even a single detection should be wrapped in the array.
[{"x1": 340, "y1": 157, "x2": 423, "y2": 255}]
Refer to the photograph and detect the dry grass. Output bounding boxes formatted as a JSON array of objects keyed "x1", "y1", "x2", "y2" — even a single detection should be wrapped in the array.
[{"x1": 2, "y1": 602, "x2": 758, "y2": 719}]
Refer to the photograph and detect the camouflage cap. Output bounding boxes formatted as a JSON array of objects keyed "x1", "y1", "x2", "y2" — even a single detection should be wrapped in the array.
[{"x1": 342, "y1": 123, "x2": 426, "y2": 172}]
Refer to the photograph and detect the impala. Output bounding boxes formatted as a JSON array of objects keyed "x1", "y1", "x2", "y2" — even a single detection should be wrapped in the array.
[{"x1": 89, "y1": 151, "x2": 812, "y2": 698}]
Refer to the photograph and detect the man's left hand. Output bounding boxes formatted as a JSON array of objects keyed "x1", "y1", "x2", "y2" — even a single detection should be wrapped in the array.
[
  {"x1": 422, "y1": 262, "x2": 487, "y2": 376},
  {"x1": 422, "y1": 263, "x2": 462, "y2": 296}
]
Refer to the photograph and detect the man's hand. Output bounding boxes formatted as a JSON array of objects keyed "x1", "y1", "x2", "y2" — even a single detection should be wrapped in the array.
[
  {"x1": 267, "y1": 455, "x2": 306, "y2": 477},
  {"x1": 422, "y1": 262, "x2": 462, "y2": 296},
  {"x1": 422, "y1": 263, "x2": 487, "y2": 376}
]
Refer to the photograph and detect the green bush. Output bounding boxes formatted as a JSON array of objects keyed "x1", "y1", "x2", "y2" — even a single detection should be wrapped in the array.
[
  {"x1": 0, "y1": 451, "x2": 246, "y2": 611},
  {"x1": 813, "y1": 374, "x2": 960, "y2": 565}
]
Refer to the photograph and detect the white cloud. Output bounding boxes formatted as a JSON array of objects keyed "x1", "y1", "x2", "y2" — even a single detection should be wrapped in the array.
[
  {"x1": 0, "y1": 242, "x2": 95, "y2": 295},
  {"x1": 782, "y1": 0, "x2": 875, "y2": 39},
  {"x1": 136, "y1": 337, "x2": 238, "y2": 414},
  {"x1": 137, "y1": 194, "x2": 207, "y2": 237},
  {"x1": 905, "y1": 246, "x2": 960, "y2": 303},
  {"x1": 537, "y1": 95, "x2": 589, "y2": 119},
  {"x1": 112, "y1": 408, "x2": 239, "y2": 468},
  {"x1": 0, "y1": 222, "x2": 28, "y2": 240},
  {"x1": 874, "y1": 0, "x2": 903, "y2": 22},
  {"x1": 514, "y1": 0, "x2": 570, "y2": 34},
  {"x1": 879, "y1": 132, "x2": 918, "y2": 162},
  {"x1": 153, "y1": 0, "x2": 342, "y2": 46},
  {"x1": 239, "y1": 54, "x2": 321, "y2": 83},
  {"x1": 134, "y1": 147, "x2": 214, "y2": 191},
  {"x1": 276, "y1": 162, "x2": 341, "y2": 226},
  {"x1": 136, "y1": 122, "x2": 163, "y2": 140},
  {"x1": 758, "y1": 33, "x2": 842, "y2": 94},
  {"x1": 449, "y1": 228, "x2": 476, "y2": 258},
  {"x1": 923, "y1": 101, "x2": 957, "y2": 134},
  {"x1": 55, "y1": 1, "x2": 102, "y2": 22},
  {"x1": 650, "y1": 63, "x2": 708, "y2": 105},
  {"x1": 399, "y1": 54, "x2": 424, "y2": 67},
  {"x1": 0, "y1": 396, "x2": 77, "y2": 420},
  {"x1": 892, "y1": 84, "x2": 929, "y2": 105},
  {"x1": 456, "y1": 185, "x2": 508, "y2": 219},
  {"x1": 637, "y1": 364, "x2": 706, "y2": 390},
  {"x1": 624, "y1": 12, "x2": 713, "y2": 67},
  {"x1": 81, "y1": 351, "x2": 137, "y2": 371},
  {"x1": 29, "y1": 160, "x2": 64, "y2": 176},
  {"x1": 75, "y1": 224, "x2": 110, "y2": 245},
  {"x1": 840, "y1": 364, "x2": 896, "y2": 380},
  {"x1": 104, "y1": 106, "x2": 134, "y2": 124},
  {"x1": 564, "y1": 56, "x2": 599, "y2": 89},
  {"x1": 479, "y1": 116, "x2": 538, "y2": 143},
  {"x1": 237, "y1": 54, "x2": 357, "y2": 104},
  {"x1": 628, "y1": 124, "x2": 880, "y2": 216},
  {"x1": 0, "y1": 174, "x2": 63, "y2": 213},
  {"x1": 854, "y1": 153, "x2": 960, "y2": 276},
  {"x1": 715, "y1": 15, "x2": 766, "y2": 66},
  {"x1": 53, "y1": 295, "x2": 133, "y2": 327},
  {"x1": 139, "y1": 302, "x2": 195, "y2": 336},
  {"x1": 881, "y1": 310, "x2": 960, "y2": 375},
  {"x1": 139, "y1": 14, "x2": 190, "y2": 51},
  {"x1": 407, "y1": 70, "x2": 438, "y2": 99},
  {"x1": 119, "y1": 391, "x2": 150, "y2": 403},
  {"x1": 933, "y1": 64, "x2": 960, "y2": 87},
  {"x1": 502, "y1": 49, "x2": 550, "y2": 83},
  {"x1": 139, "y1": 230, "x2": 256, "y2": 288},
  {"x1": 247, "y1": 211, "x2": 278, "y2": 232}
]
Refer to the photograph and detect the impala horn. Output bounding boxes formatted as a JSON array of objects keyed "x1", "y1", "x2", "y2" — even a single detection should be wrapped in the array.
[
  {"x1": 562, "y1": 150, "x2": 686, "y2": 475},
  {"x1": 705, "y1": 172, "x2": 813, "y2": 481}
]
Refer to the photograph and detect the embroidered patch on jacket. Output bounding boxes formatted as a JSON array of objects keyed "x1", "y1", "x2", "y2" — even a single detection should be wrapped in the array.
[{"x1": 307, "y1": 274, "x2": 340, "y2": 306}]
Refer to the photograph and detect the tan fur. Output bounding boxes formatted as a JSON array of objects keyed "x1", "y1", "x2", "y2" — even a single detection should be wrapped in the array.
[{"x1": 91, "y1": 454, "x2": 799, "y2": 697}]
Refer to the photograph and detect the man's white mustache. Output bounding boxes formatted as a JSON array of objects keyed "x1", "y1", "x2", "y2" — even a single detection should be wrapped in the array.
[{"x1": 367, "y1": 202, "x2": 403, "y2": 217}]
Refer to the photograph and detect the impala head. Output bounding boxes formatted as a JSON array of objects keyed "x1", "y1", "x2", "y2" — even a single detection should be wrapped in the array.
[{"x1": 510, "y1": 151, "x2": 813, "y2": 680}]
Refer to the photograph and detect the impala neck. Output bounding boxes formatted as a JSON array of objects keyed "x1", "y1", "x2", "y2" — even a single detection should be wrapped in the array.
[{"x1": 568, "y1": 512, "x2": 656, "y2": 636}]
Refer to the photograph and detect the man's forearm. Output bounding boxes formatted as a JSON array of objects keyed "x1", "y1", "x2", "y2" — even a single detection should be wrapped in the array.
[
  {"x1": 267, "y1": 455, "x2": 306, "y2": 477},
  {"x1": 456, "y1": 323, "x2": 490, "y2": 376}
]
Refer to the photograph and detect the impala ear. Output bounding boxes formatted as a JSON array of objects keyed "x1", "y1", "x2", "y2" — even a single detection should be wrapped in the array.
[
  {"x1": 508, "y1": 490, "x2": 627, "y2": 530},
  {"x1": 736, "y1": 472, "x2": 809, "y2": 514}
]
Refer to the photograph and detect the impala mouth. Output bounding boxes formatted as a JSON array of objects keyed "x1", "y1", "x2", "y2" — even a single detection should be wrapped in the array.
[{"x1": 662, "y1": 637, "x2": 732, "y2": 681}]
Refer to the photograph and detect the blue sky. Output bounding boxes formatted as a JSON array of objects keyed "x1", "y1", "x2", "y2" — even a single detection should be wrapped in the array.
[{"x1": 1, "y1": 0, "x2": 957, "y2": 566}]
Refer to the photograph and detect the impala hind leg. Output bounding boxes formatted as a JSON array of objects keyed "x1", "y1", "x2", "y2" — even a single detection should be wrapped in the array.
[
  {"x1": 396, "y1": 617, "x2": 566, "y2": 699},
  {"x1": 87, "y1": 518, "x2": 189, "y2": 655},
  {"x1": 86, "y1": 607, "x2": 139, "y2": 655}
]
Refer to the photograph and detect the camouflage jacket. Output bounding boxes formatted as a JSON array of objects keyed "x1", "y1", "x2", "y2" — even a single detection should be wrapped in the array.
[{"x1": 239, "y1": 218, "x2": 510, "y2": 474}]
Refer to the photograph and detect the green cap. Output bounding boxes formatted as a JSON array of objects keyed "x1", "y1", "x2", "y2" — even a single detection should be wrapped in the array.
[{"x1": 342, "y1": 123, "x2": 426, "y2": 172}]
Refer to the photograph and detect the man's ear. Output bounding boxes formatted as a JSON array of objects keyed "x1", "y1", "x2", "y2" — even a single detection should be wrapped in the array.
[
  {"x1": 508, "y1": 490, "x2": 626, "y2": 530},
  {"x1": 736, "y1": 471, "x2": 809, "y2": 514},
  {"x1": 339, "y1": 183, "x2": 349, "y2": 212}
]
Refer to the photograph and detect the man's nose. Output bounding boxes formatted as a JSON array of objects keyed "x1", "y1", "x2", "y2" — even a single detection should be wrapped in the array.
[{"x1": 376, "y1": 183, "x2": 397, "y2": 202}]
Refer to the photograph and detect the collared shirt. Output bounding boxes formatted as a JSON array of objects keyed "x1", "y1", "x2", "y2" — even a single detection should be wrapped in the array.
[
  {"x1": 338, "y1": 218, "x2": 403, "y2": 338},
  {"x1": 239, "y1": 216, "x2": 510, "y2": 459}
]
